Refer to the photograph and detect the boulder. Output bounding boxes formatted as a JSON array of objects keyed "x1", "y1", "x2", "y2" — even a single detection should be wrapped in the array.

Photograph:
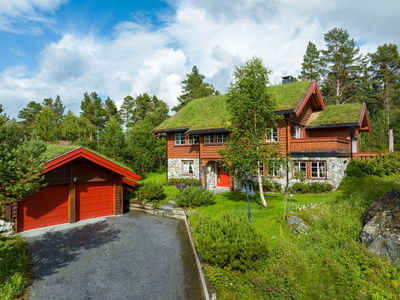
[
  {"x1": 286, "y1": 214, "x2": 308, "y2": 234},
  {"x1": 0, "y1": 219, "x2": 14, "y2": 236},
  {"x1": 360, "y1": 190, "x2": 400, "y2": 264}
]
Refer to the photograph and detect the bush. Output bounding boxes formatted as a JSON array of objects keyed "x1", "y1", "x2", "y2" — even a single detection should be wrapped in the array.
[
  {"x1": 175, "y1": 187, "x2": 215, "y2": 207},
  {"x1": 165, "y1": 177, "x2": 200, "y2": 187},
  {"x1": 346, "y1": 153, "x2": 400, "y2": 177},
  {"x1": 288, "y1": 181, "x2": 333, "y2": 194},
  {"x1": 137, "y1": 181, "x2": 165, "y2": 202},
  {"x1": 262, "y1": 180, "x2": 282, "y2": 193},
  {"x1": 193, "y1": 214, "x2": 268, "y2": 271}
]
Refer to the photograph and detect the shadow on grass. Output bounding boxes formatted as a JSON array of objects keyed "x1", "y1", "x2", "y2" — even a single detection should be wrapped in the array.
[{"x1": 27, "y1": 220, "x2": 121, "y2": 280}]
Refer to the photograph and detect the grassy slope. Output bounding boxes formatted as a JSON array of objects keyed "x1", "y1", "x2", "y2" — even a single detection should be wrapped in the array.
[
  {"x1": 136, "y1": 172, "x2": 180, "y2": 201},
  {"x1": 309, "y1": 102, "x2": 363, "y2": 124}
]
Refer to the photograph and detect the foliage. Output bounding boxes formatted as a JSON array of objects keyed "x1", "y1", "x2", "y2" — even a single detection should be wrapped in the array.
[
  {"x1": 345, "y1": 153, "x2": 400, "y2": 177},
  {"x1": 194, "y1": 214, "x2": 268, "y2": 271},
  {"x1": 165, "y1": 177, "x2": 200, "y2": 187},
  {"x1": 0, "y1": 115, "x2": 48, "y2": 217},
  {"x1": 17, "y1": 101, "x2": 42, "y2": 137},
  {"x1": 287, "y1": 181, "x2": 333, "y2": 193},
  {"x1": 60, "y1": 110, "x2": 97, "y2": 148},
  {"x1": 173, "y1": 66, "x2": 219, "y2": 112},
  {"x1": 218, "y1": 56, "x2": 285, "y2": 207},
  {"x1": 299, "y1": 41, "x2": 323, "y2": 82},
  {"x1": 261, "y1": 180, "x2": 282, "y2": 193},
  {"x1": 175, "y1": 187, "x2": 215, "y2": 207},
  {"x1": 98, "y1": 116, "x2": 125, "y2": 161},
  {"x1": 137, "y1": 181, "x2": 165, "y2": 202},
  {"x1": 35, "y1": 106, "x2": 57, "y2": 142},
  {"x1": 0, "y1": 236, "x2": 31, "y2": 299},
  {"x1": 80, "y1": 91, "x2": 108, "y2": 139}
]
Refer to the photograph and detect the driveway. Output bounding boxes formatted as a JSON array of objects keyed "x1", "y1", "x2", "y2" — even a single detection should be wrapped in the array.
[{"x1": 24, "y1": 213, "x2": 204, "y2": 300}]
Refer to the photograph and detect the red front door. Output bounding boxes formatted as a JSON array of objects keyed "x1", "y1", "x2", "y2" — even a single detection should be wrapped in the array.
[
  {"x1": 217, "y1": 165, "x2": 230, "y2": 187},
  {"x1": 76, "y1": 181, "x2": 114, "y2": 221},
  {"x1": 17, "y1": 185, "x2": 69, "y2": 232}
]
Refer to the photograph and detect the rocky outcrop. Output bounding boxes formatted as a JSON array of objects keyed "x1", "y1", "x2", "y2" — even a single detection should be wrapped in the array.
[
  {"x1": 360, "y1": 190, "x2": 400, "y2": 264},
  {"x1": 286, "y1": 214, "x2": 308, "y2": 234}
]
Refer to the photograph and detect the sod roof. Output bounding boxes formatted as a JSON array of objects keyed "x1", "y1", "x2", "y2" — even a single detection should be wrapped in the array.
[
  {"x1": 308, "y1": 103, "x2": 364, "y2": 125},
  {"x1": 269, "y1": 80, "x2": 312, "y2": 110}
]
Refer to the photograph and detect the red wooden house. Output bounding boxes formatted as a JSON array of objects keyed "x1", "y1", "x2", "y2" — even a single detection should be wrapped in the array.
[
  {"x1": 153, "y1": 79, "x2": 371, "y2": 190},
  {"x1": 5, "y1": 147, "x2": 140, "y2": 232}
]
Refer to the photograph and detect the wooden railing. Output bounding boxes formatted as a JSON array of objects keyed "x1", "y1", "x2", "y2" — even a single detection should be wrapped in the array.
[
  {"x1": 353, "y1": 152, "x2": 381, "y2": 161},
  {"x1": 290, "y1": 137, "x2": 350, "y2": 152}
]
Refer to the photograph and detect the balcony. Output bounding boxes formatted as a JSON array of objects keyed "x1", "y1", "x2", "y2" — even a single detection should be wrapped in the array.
[{"x1": 290, "y1": 137, "x2": 350, "y2": 153}]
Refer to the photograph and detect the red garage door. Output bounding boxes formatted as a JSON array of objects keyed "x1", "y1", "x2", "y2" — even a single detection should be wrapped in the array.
[
  {"x1": 17, "y1": 185, "x2": 69, "y2": 232},
  {"x1": 76, "y1": 181, "x2": 114, "y2": 221}
]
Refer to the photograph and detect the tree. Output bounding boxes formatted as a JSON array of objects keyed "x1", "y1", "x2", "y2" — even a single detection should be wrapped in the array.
[
  {"x1": 80, "y1": 92, "x2": 108, "y2": 139},
  {"x1": 173, "y1": 66, "x2": 219, "y2": 112},
  {"x1": 369, "y1": 43, "x2": 400, "y2": 126},
  {"x1": 320, "y1": 28, "x2": 363, "y2": 104},
  {"x1": 299, "y1": 41, "x2": 324, "y2": 82},
  {"x1": 99, "y1": 116, "x2": 125, "y2": 161},
  {"x1": 104, "y1": 97, "x2": 121, "y2": 122},
  {"x1": 0, "y1": 114, "x2": 47, "y2": 219},
  {"x1": 17, "y1": 101, "x2": 42, "y2": 136},
  {"x1": 217, "y1": 57, "x2": 284, "y2": 207},
  {"x1": 60, "y1": 110, "x2": 96, "y2": 147},
  {"x1": 35, "y1": 106, "x2": 57, "y2": 142},
  {"x1": 119, "y1": 95, "x2": 135, "y2": 127},
  {"x1": 42, "y1": 95, "x2": 65, "y2": 124}
]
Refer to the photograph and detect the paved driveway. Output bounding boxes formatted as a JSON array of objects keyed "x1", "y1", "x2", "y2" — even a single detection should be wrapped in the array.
[{"x1": 25, "y1": 213, "x2": 204, "y2": 300}]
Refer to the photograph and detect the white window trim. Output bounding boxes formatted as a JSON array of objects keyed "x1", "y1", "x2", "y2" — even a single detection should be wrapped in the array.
[
  {"x1": 175, "y1": 132, "x2": 186, "y2": 145},
  {"x1": 182, "y1": 160, "x2": 195, "y2": 175},
  {"x1": 266, "y1": 128, "x2": 278, "y2": 142},
  {"x1": 217, "y1": 133, "x2": 228, "y2": 143},
  {"x1": 204, "y1": 134, "x2": 215, "y2": 144},
  {"x1": 188, "y1": 134, "x2": 199, "y2": 145},
  {"x1": 311, "y1": 161, "x2": 326, "y2": 178}
]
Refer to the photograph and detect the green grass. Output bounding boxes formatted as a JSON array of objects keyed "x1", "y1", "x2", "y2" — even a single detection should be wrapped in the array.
[
  {"x1": 45, "y1": 144, "x2": 78, "y2": 160},
  {"x1": 309, "y1": 102, "x2": 363, "y2": 125},
  {"x1": 0, "y1": 235, "x2": 31, "y2": 299},
  {"x1": 269, "y1": 80, "x2": 312, "y2": 110},
  {"x1": 135, "y1": 172, "x2": 180, "y2": 202}
]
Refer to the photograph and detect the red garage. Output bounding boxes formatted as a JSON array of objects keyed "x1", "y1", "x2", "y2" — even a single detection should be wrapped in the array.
[{"x1": 12, "y1": 147, "x2": 140, "y2": 232}]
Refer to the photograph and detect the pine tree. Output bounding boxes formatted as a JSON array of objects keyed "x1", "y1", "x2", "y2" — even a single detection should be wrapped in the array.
[
  {"x1": 299, "y1": 41, "x2": 323, "y2": 82},
  {"x1": 104, "y1": 97, "x2": 121, "y2": 122},
  {"x1": 172, "y1": 66, "x2": 219, "y2": 112},
  {"x1": 35, "y1": 106, "x2": 57, "y2": 142},
  {"x1": 119, "y1": 95, "x2": 135, "y2": 127},
  {"x1": 80, "y1": 92, "x2": 108, "y2": 139},
  {"x1": 99, "y1": 117, "x2": 125, "y2": 161},
  {"x1": 320, "y1": 28, "x2": 363, "y2": 104},
  {"x1": 369, "y1": 43, "x2": 400, "y2": 126},
  {"x1": 17, "y1": 101, "x2": 42, "y2": 136}
]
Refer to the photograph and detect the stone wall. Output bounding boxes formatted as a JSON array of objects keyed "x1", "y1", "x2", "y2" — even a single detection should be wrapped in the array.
[
  {"x1": 205, "y1": 161, "x2": 216, "y2": 188},
  {"x1": 168, "y1": 158, "x2": 201, "y2": 180}
]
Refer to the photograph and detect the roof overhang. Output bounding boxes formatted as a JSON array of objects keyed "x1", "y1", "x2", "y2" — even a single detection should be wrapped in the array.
[
  {"x1": 153, "y1": 126, "x2": 191, "y2": 134},
  {"x1": 306, "y1": 122, "x2": 359, "y2": 130},
  {"x1": 359, "y1": 103, "x2": 371, "y2": 133},
  {"x1": 293, "y1": 81, "x2": 325, "y2": 117},
  {"x1": 44, "y1": 147, "x2": 141, "y2": 182},
  {"x1": 189, "y1": 127, "x2": 229, "y2": 134}
]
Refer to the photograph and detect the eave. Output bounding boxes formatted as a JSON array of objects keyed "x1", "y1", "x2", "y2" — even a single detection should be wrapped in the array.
[
  {"x1": 154, "y1": 126, "x2": 191, "y2": 134},
  {"x1": 293, "y1": 81, "x2": 325, "y2": 117}
]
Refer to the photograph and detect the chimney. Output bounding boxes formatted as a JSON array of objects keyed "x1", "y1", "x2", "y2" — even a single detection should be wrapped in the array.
[{"x1": 282, "y1": 75, "x2": 293, "y2": 84}]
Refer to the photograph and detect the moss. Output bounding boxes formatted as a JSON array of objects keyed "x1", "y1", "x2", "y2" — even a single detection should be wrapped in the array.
[
  {"x1": 309, "y1": 103, "x2": 363, "y2": 125},
  {"x1": 269, "y1": 80, "x2": 312, "y2": 110}
]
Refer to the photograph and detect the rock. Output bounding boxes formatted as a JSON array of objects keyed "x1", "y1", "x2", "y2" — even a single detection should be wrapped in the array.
[
  {"x1": 0, "y1": 219, "x2": 14, "y2": 236},
  {"x1": 286, "y1": 214, "x2": 308, "y2": 234},
  {"x1": 360, "y1": 190, "x2": 400, "y2": 264}
]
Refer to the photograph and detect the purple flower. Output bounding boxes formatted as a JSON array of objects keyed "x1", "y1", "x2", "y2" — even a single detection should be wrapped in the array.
[
  {"x1": 176, "y1": 184, "x2": 181, "y2": 188},
  {"x1": 182, "y1": 184, "x2": 187, "y2": 188}
]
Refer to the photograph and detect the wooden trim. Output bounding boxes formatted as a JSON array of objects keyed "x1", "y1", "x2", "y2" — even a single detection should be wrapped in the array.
[
  {"x1": 119, "y1": 176, "x2": 123, "y2": 215},
  {"x1": 122, "y1": 177, "x2": 137, "y2": 186},
  {"x1": 182, "y1": 160, "x2": 195, "y2": 176},
  {"x1": 113, "y1": 179, "x2": 117, "y2": 215},
  {"x1": 295, "y1": 82, "x2": 325, "y2": 117},
  {"x1": 310, "y1": 161, "x2": 327, "y2": 179},
  {"x1": 68, "y1": 161, "x2": 76, "y2": 223},
  {"x1": 44, "y1": 148, "x2": 141, "y2": 182}
]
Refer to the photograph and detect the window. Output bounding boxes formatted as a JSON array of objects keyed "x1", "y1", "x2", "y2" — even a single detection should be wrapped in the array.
[
  {"x1": 252, "y1": 164, "x2": 264, "y2": 177},
  {"x1": 293, "y1": 161, "x2": 307, "y2": 178},
  {"x1": 311, "y1": 162, "x2": 326, "y2": 178},
  {"x1": 183, "y1": 161, "x2": 194, "y2": 175},
  {"x1": 294, "y1": 125, "x2": 304, "y2": 139},
  {"x1": 217, "y1": 133, "x2": 229, "y2": 143},
  {"x1": 267, "y1": 162, "x2": 281, "y2": 177},
  {"x1": 188, "y1": 134, "x2": 199, "y2": 145},
  {"x1": 175, "y1": 132, "x2": 186, "y2": 145},
  {"x1": 266, "y1": 128, "x2": 278, "y2": 142},
  {"x1": 204, "y1": 134, "x2": 215, "y2": 144}
]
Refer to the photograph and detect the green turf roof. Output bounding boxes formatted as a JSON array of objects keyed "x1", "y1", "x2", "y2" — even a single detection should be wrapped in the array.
[
  {"x1": 308, "y1": 103, "x2": 363, "y2": 125},
  {"x1": 269, "y1": 80, "x2": 312, "y2": 110}
]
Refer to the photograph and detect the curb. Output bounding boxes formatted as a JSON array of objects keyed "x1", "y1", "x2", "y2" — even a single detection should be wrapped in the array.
[{"x1": 183, "y1": 215, "x2": 211, "y2": 300}]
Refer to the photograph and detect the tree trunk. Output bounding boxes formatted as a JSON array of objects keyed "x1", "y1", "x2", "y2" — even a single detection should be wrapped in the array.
[{"x1": 257, "y1": 161, "x2": 267, "y2": 207}]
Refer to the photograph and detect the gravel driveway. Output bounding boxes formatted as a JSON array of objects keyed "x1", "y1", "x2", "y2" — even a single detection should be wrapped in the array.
[{"x1": 25, "y1": 213, "x2": 204, "y2": 300}]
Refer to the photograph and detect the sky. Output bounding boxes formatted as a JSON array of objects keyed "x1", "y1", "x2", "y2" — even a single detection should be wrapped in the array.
[{"x1": 1, "y1": 0, "x2": 400, "y2": 119}]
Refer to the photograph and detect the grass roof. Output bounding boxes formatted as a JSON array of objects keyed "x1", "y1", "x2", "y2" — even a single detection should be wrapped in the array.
[
  {"x1": 269, "y1": 80, "x2": 312, "y2": 110},
  {"x1": 157, "y1": 95, "x2": 231, "y2": 130},
  {"x1": 309, "y1": 103, "x2": 363, "y2": 125}
]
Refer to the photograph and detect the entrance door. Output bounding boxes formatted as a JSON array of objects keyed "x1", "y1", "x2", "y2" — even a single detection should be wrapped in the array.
[{"x1": 217, "y1": 165, "x2": 230, "y2": 187}]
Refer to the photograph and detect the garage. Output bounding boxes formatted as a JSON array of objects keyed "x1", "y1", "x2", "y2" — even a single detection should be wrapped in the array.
[
  {"x1": 17, "y1": 185, "x2": 69, "y2": 232},
  {"x1": 10, "y1": 147, "x2": 140, "y2": 232},
  {"x1": 76, "y1": 181, "x2": 113, "y2": 221}
]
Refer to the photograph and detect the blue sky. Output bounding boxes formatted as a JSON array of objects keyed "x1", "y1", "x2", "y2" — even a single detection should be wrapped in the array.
[{"x1": 1, "y1": 0, "x2": 400, "y2": 119}]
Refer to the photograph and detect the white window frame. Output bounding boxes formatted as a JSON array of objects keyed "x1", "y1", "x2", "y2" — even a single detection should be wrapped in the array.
[
  {"x1": 293, "y1": 161, "x2": 307, "y2": 178},
  {"x1": 217, "y1": 133, "x2": 228, "y2": 143},
  {"x1": 266, "y1": 128, "x2": 279, "y2": 142},
  {"x1": 204, "y1": 134, "x2": 215, "y2": 144},
  {"x1": 294, "y1": 125, "x2": 304, "y2": 139},
  {"x1": 311, "y1": 161, "x2": 326, "y2": 178},
  {"x1": 188, "y1": 134, "x2": 199, "y2": 145},
  {"x1": 175, "y1": 132, "x2": 186, "y2": 145},
  {"x1": 182, "y1": 160, "x2": 194, "y2": 175}
]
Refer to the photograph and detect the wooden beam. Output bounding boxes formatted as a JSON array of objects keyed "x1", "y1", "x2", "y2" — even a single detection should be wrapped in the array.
[
  {"x1": 119, "y1": 176, "x2": 123, "y2": 214},
  {"x1": 68, "y1": 161, "x2": 76, "y2": 223}
]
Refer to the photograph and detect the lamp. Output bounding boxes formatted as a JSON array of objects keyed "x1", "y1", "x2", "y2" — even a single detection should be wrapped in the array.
[
  {"x1": 241, "y1": 182, "x2": 255, "y2": 224},
  {"x1": 72, "y1": 175, "x2": 77, "y2": 182}
]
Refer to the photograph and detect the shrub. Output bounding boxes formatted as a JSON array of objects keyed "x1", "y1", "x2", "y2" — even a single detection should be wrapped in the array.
[
  {"x1": 346, "y1": 153, "x2": 400, "y2": 177},
  {"x1": 288, "y1": 181, "x2": 333, "y2": 194},
  {"x1": 137, "y1": 181, "x2": 165, "y2": 202},
  {"x1": 165, "y1": 177, "x2": 200, "y2": 187},
  {"x1": 175, "y1": 187, "x2": 215, "y2": 207},
  {"x1": 193, "y1": 214, "x2": 268, "y2": 271},
  {"x1": 262, "y1": 180, "x2": 282, "y2": 193}
]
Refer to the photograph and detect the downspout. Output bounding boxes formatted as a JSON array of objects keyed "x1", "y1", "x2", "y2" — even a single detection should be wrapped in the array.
[{"x1": 285, "y1": 117, "x2": 289, "y2": 192}]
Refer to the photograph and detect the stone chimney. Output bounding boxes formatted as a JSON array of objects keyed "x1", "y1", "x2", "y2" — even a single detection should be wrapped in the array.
[{"x1": 282, "y1": 75, "x2": 293, "y2": 84}]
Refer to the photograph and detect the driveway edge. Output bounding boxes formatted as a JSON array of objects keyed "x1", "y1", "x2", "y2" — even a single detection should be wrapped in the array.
[{"x1": 183, "y1": 216, "x2": 210, "y2": 300}]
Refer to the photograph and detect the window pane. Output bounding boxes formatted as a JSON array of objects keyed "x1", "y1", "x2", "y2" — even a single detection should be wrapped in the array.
[
  {"x1": 266, "y1": 128, "x2": 278, "y2": 142},
  {"x1": 217, "y1": 133, "x2": 228, "y2": 143},
  {"x1": 175, "y1": 133, "x2": 186, "y2": 145},
  {"x1": 311, "y1": 162, "x2": 318, "y2": 178},
  {"x1": 183, "y1": 161, "x2": 194, "y2": 174},
  {"x1": 319, "y1": 163, "x2": 326, "y2": 178},
  {"x1": 205, "y1": 134, "x2": 214, "y2": 144},
  {"x1": 188, "y1": 134, "x2": 199, "y2": 144}
]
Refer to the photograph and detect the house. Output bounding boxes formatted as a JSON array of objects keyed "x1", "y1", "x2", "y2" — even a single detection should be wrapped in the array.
[
  {"x1": 5, "y1": 147, "x2": 141, "y2": 232},
  {"x1": 152, "y1": 79, "x2": 371, "y2": 190}
]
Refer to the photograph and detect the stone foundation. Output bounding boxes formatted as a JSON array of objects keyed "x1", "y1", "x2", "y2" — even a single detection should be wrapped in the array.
[{"x1": 168, "y1": 158, "x2": 201, "y2": 180}]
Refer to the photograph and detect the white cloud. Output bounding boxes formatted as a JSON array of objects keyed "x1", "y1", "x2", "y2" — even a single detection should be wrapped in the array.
[{"x1": 2, "y1": 0, "x2": 400, "y2": 118}]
